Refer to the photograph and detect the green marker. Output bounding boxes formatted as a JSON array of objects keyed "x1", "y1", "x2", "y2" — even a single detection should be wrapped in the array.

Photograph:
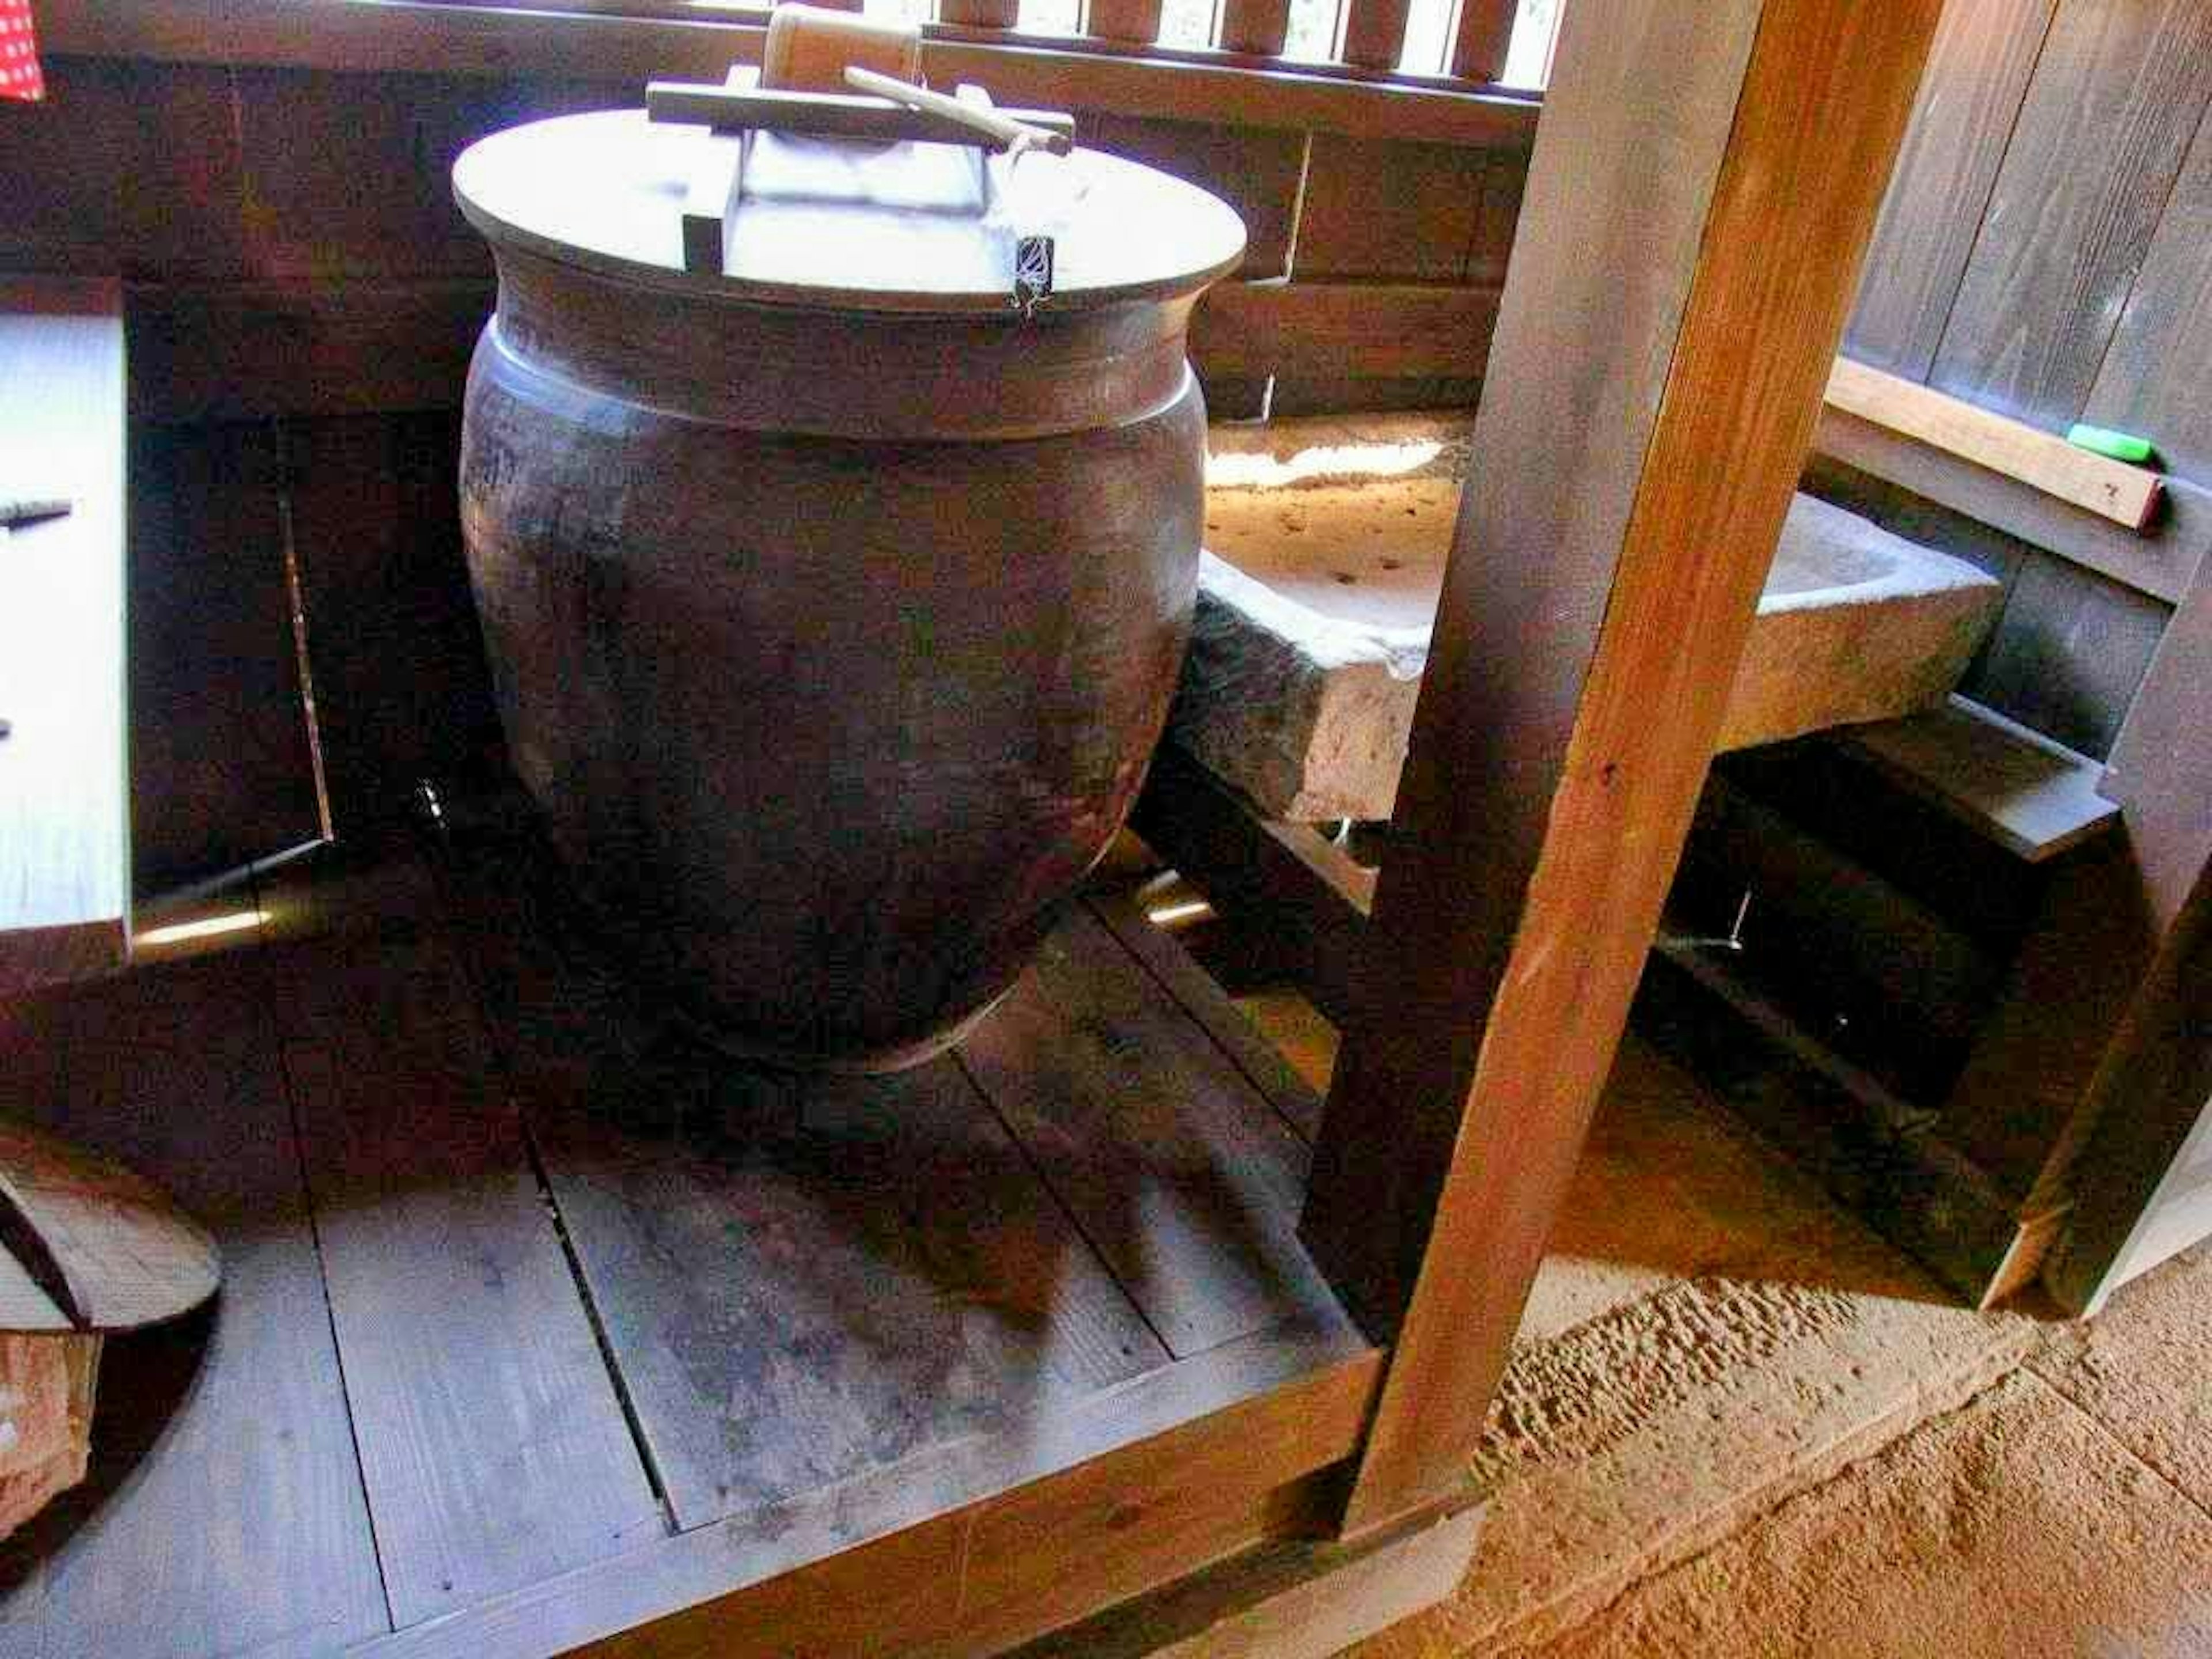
[{"x1": 2067, "y1": 423, "x2": 2156, "y2": 466}]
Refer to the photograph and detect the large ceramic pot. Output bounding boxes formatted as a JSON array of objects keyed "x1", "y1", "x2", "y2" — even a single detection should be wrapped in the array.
[{"x1": 453, "y1": 110, "x2": 1244, "y2": 1070}]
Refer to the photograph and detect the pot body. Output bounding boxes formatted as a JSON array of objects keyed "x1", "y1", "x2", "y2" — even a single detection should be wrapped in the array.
[{"x1": 459, "y1": 249, "x2": 1207, "y2": 1069}]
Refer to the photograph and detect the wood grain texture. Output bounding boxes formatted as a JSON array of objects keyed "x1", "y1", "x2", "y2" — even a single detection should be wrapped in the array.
[
  {"x1": 1217, "y1": 0, "x2": 1291, "y2": 58},
  {"x1": 959, "y1": 906, "x2": 1349, "y2": 1359},
  {"x1": 1301, "y1": 0, "x2": 1942, "y2": 1535},
  {"x1": 1828, "y1": 357, "x2": 2161, "y2": 529},
  {"x1": 2083, "y1": 96, "x2": 2212, "y2": 487},
  {"x1": 1339, "y1": 0, "x2": 1414, "y2": 70},
  {"x1": 275, "y1": 934, "x2": 662, "y2": 1629},
  {"x1": 126, "y1": 420, "x2": 325, "y2": 896},
  {"x1": 0, "y1": 965, "x2": 388, "y2": 1659},
  {"x1": 347, "y1": 1324, "x2": 1377, "y2": 1659},
  {"x1": 1928, "y1": 0, "x2": 2212, "y2": 429},
  {"x1": 1836, "y1": 694, "x2": 2116, "y2": 863},
  {"x1": 1086, "y1": 0, "x2": 1165, "y2": 44},
  {"x1": 0, "y1": 282, "x2": 128, "y2": 995},
  {"x1": 1843, "y1": 0, "x2": 2056, "y2": 378}
]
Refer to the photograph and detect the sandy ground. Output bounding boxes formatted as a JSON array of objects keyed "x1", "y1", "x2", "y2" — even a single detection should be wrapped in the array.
[{"x1": 1232, "y1": 986, "x2": 2211, "y2": 1659}]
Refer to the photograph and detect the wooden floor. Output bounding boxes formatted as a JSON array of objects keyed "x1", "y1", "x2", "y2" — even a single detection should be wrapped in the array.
[{"x1": 0, "y1": 827, "x2": 1369, "y2": 1658}]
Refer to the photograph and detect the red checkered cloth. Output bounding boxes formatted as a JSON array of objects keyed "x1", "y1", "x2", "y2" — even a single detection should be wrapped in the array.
[{"x1": 1, "y1": 1, "x2": 43, "y2": 102}]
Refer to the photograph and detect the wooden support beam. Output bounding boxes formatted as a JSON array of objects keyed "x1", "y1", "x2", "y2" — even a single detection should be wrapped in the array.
[
  {"x1": 1338, "y1": 0, "x2": 1414, "y2": 69},
  {"x1": 1218, "y1": 0, "x2": 1293, "y2": 57},
  {"x1": 1299, "y1": 0, "x2": 1942, "y2": 1536}
]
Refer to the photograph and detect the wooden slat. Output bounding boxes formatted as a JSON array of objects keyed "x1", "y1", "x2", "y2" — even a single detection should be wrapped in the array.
[
  {"x1": 1843, "y1": 0, "x2": 2056, "y2": 378},
  {"x1": 1826, "y1": 357, "x2": 2162, "y2": 530},
  {"x1": 1293, "y1": 136, "x2": 1492, "y2": 282},
  {"x1": 1836, "y1": 695, "x2": 2119, "y2": 863},
  {"x1": 1447, "y1": 0, "x2": 1517, "y2": 81},
  {"x1": 275, "y1": 934, "x2": 663, "y2": 1629},
  {"x1": 1218, "y1": 0, "x2": 1291, "y2": 58},
  {"x1": 1338, "y1": 0, "x2": 1413, "y2": 69},
  {"x1": 0, "y1": 281, "x2": 127, "y2": 995},
  {"x1": 1085, "y1": 891, "x2": 1327, "y2": 1143},
  {"x1": 1300, "y1": 0, "x2": 1942, "y2": 1536},
  {"x1": 1190, "y1": 280, "x2": 1500, "y2": 381},
  {"x1": 529, "y1": 1055, "x2": 1169, "y2": 1531},
  {"x1": 1811, "y1": 407, "x2": 2209, "y2": 604},
  {"x1": 2081, "y1": 90, "x2": 2212, "y2": 487},
  {"x1": 349, "y1": 1323, "x2": 1378, "y2": 1659},
  {"x1": 37, "y1": 0, "x2": 1541, "y2": 146},
  {"x1": 0, "y1": 965, "x2": 388, "y2": 1659},
  {"x1": 1927, "y1": 0, "x2": 2212, "y2": 430},
  {"x1": 958, "y1": 906, "x2": 1348, "y2": 1360}
]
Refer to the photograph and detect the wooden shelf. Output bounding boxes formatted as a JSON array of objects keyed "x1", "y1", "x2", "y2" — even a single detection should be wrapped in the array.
[{"x1": 0, "y1": 830, "x2": 1374, "y2": 1658}]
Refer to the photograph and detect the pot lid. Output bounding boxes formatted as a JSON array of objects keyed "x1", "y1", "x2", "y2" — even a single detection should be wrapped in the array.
[{"x1": 453, "y1": 109, "x2": 1247, "y2": 316}]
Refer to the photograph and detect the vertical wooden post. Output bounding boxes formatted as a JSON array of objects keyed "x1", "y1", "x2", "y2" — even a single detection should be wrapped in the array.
[
  {"x1": 1298, "y1": 0, "x2": 1944, "y2": 1536},
  {"x1": 1446, "y1": 0, "x2": 1516, "y2": 81}
]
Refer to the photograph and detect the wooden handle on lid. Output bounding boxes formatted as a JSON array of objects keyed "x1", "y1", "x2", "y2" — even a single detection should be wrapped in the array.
[
  {"x1": 763, "y1": 4, "x2": 922, "y2": 93},
  {"x1": 843, "y1": 67, "x2": 1074, "y2": 156}
]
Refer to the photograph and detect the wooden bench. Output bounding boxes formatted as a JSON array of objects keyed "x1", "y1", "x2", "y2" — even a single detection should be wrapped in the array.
[{"x1": 0, "y1": 279, "x2": 129, "y2": 997}]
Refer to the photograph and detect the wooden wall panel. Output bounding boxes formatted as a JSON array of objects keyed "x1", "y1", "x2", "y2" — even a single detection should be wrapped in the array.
[
  {"x1": 1964, "y1": 552, "x2": 2169, "y2": 759},
  {"x1": 1927, "y1": 0, "x2": 2212, "y2": 429},
  {"x1": 0, "y1": 58, "x2": 249, "y2": 278},
  {"x1": 127, "y1": 422, "x2": 325, "y2": 895},
  {"x1": 1844, "y1": 0, "x2": 2055, "y2": 378},
  {"x1": 1293, "y1": 135, "x2": 1489, "y2": 280},
  {"x1": 2082, "y1": 105, "x2": 2212, "y2": 486}
]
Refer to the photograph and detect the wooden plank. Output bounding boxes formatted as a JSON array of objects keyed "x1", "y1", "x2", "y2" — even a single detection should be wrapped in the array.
[
  {"x1": 349, "y1": 1324, "x2": 1379, "y2": 1659},
  {"x1": 1085, "y1": 891, "x2": 1327, "y2": 1143},
  {"x1": 1086, "y1": 0, "x2": 1165, "y2": 44},
  {"x1": 1008, "y1": 1498, "x2": 1482, "y2": 1659},
  {"x1": 1968, "y1": 550, "x2": 2170, "y2": 760},
  {"x1": 284, "y1": 414, "x2": 507, "y2": 838},
  {"x1": 1836, "y1": 695, "x2": 2118, "y2": 863},
  {"x1": 1300, "y1": 0, "x2": 1942, "y2": 1535},
  {"x1": 0, "y1": 281, "x2": 127, "y2": 995},
  {"x1": 0, "y1": 964, "x2": 389, "y2": 1659},
  {"x1": 958, "y1": 906, "x2": 1349, "y2": 1360},
  {"x1": 430, "y1": 817, "x2": 1168, "y2": 1531},
  {"x1": 275, "y1": 933, "x2": 663, "y2": 1629},
  {"x1": 37, "y1": 0, "x2": 1540, "y2": 146},
  {"x1": 529, "y1": 1055, "x2": 1168, "y2": 1531},
  {"x1": 126, "y1": 421, "x2": 327, "y2": 896},
  {"x1": 1827, "y1": 357, "x2": 2161, "y2": 529},
  {"x1": 1338, "y1": 0, "x2": 1412, "y2": 69},
  {"x1": 1293, "y1": 135, "x2": 1491, "y2": 282},
  {"x1": 1190, "y1": 280, "x2": 1499, "y2": 381},
  {"x1": 2081, "y1": 92, "x2": 2212, "y2": 488},
  {"x1": 1448, "y1": 0, "x2": 1516, "y2": 81},
  {"x1": 1927, "y1": 0, "x2": 2212, "y2": 430},
  {"x1": 1812, "y1": 405, "x2": 2209, "y2": 604},
  {"x1": 1843, "y1": 0, "x2": 2056, "y2": 378}
]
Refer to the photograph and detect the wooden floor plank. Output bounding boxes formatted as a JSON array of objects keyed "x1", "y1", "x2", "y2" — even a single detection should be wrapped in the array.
[
  {"x1": 433, "y1": 832, "x2": 1171, "y2": 1532},
  {"x1": 0, "y1": 964, "x2": 388, "y2": 1659},
  {"x1": 958, "y1": 905, "x2": 1344, "y2": 1360},
  {"x1": 273, "y1": 934, "x2": 663, "y2": 1630}
]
